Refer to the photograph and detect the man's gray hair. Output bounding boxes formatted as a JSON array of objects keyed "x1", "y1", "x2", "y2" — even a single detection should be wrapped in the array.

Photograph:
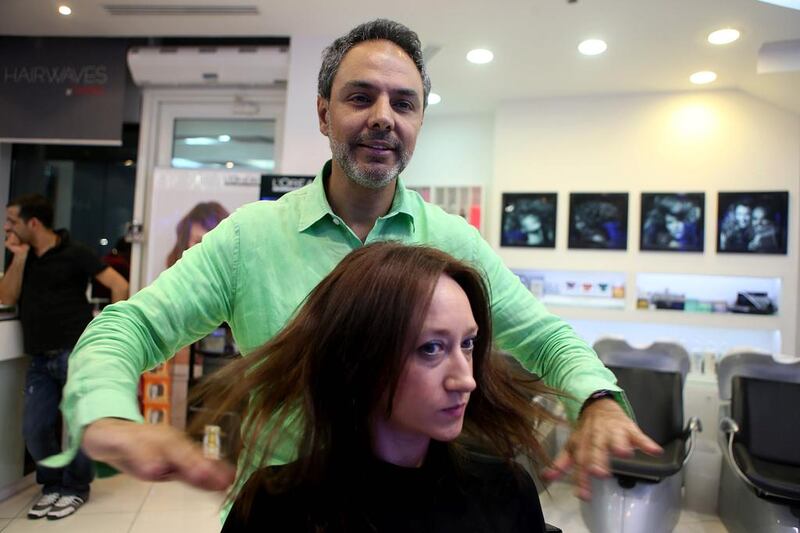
[{"x1": 318, "y1": 19, "x2": 432, "y2": 109}]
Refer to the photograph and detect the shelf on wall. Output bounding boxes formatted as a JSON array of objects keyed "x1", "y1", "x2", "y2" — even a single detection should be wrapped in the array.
[
  {"x1": 541, "y1": 295, "x2": 626, "y2": 309},
  {"x1": 549, "y1": 305, "x2": 780, "y2": 329},
  {"x1": 508, "y1": 266, "x2": 786, "y2": 355},
  {"x1": 512, "y1": 268, "x2": 627, "y2": 310},
  {"x1": 636, "y1": 272, "x2": 782, "y2": 315}
]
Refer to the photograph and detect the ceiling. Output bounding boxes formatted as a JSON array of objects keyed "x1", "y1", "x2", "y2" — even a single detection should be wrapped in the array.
[{"x1": 1, "y1": 0, "x2": 799, "y2": 115}]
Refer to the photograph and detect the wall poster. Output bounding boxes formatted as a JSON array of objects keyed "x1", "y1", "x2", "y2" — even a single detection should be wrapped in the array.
[
  {"x1": 640, "y1": 192, "x2": 705, "y2": 252},
  {"x1": 500, "y1": 193, "x2": 557, "y2": 248},
  {"x1": 568, "y1": 193, "x2": 629, "y2": 250},
  {"x1": 717, "y1": 191, "x2": 788, "y2": 254}
]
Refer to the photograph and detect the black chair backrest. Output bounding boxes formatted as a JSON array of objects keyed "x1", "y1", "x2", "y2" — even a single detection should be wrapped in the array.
[
  {"x1": 731, "y1": 376, "x2": 800, "y2": 467},
  {"x1": 608, "y1": 365, "x2": 683, "y2": 445}
]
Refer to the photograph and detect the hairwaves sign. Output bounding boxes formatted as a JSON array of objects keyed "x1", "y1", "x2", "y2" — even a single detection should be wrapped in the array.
[{"x1": 0, "y1": 38, "x2": 127, "y2": 145}]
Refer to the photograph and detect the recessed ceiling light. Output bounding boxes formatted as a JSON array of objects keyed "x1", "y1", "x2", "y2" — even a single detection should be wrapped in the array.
[
  {"x1": 58, "y1": 5, "x2": 72, "y2": 15},
  {"x1": 225, "y1": 161, "x2": 235, "y2": 168},
  {"x1": 427, "y1": 92, "x2": 442, "y2": 105},
  {"x1": 217, "y1": 134, "x2": 231, "y2": 142},
  {"x1": 578, "y1": 39, "x2": 607, "y2": 56},
  {"x1": 466, "y1": 49, "x2": 494, "y2": 64},
  {"x1": 708, "y1": 28, "x2": 740, "y2": 45},
  {"x1": 690, "y1": 71, "x2": 717, "y2": 84}
]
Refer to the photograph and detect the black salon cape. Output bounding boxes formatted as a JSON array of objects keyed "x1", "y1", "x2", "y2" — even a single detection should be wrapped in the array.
[{"x1": 222, "y1": 443, "x2": 546, "y2": 532}]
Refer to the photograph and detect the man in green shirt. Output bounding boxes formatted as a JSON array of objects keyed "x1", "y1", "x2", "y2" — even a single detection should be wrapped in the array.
[{"x1": 50, "y1": 19, "x2": 659, "y2": 504}]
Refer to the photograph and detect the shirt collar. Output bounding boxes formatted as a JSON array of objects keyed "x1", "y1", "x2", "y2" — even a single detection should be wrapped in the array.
[{"x1": 296, "y1": 160, "x2": 419, "y2": 233}]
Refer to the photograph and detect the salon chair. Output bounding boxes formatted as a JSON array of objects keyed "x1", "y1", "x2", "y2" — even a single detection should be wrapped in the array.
[
  {"x1": 716, "y1": 351, "x2": 800, "y2": 533},
  {"x1": 580, "y1": 339, "x2": 701, "y2": 533}
]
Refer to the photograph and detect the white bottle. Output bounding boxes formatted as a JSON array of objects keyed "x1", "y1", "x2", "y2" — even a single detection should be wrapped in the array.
[{"x1": 203, "y1": 425, "x2": 222, "y2": 460}]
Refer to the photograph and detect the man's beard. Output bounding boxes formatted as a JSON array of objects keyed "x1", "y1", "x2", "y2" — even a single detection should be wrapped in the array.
[{"x1": 330, "y1": 132, "x2": 411, "y2": 190}]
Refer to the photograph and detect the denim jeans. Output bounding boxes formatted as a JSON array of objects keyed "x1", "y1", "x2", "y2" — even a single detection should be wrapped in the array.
[{"x1": 23, "y1": 349, "x2": 94, "y2": 497}]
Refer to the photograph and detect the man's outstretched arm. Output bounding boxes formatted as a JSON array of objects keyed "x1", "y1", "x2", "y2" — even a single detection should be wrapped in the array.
[{"x1": 471, "y1": 228, "x2": 660, "y2": 498}]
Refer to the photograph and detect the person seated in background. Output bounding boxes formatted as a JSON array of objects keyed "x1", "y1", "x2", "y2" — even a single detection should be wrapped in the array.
[{"x1": 192, "y1": 242, "x2": 561, "y2": 532}]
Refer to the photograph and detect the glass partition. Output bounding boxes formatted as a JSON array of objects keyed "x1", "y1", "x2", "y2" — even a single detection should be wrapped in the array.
[{"x1": 171, "y1": 118, "x2": 276, "y2": 171}]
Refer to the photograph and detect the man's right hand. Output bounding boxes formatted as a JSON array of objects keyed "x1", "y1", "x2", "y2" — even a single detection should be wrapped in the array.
[
  {"x1": 82, "y1": 418, "x2": 235, "y2": 491},
  {"x1": 5, "y1": 232, "x2": 29, "y2": 256}
]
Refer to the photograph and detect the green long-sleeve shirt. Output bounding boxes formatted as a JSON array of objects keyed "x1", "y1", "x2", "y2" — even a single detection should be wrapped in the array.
[{"x1": 46, "y1": 161, "x2": 627, "y2": 472}]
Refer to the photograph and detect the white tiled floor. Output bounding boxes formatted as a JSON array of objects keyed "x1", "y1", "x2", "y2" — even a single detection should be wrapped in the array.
[{"x1": 0, "y1": 475, "x2": 728, "y2": 532}]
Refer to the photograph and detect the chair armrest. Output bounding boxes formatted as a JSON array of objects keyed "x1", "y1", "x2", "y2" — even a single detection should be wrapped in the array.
[
  {"x1": 681, "y1": 416, "x2": 703, "y2": 468},
  {"x1": 718, "y1": 416, "x2": 760, "y2": 493}
]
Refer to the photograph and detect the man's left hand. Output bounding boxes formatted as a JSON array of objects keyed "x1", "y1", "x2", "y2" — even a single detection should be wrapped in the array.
[{"x1": 542, "y1": 398, "x2": 662, "y2": 499}]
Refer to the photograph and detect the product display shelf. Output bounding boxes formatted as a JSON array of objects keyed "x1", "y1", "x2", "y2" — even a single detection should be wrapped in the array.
[
  {"x1": 541, "y1": 294, "x2": 626, "y2": 309},
  {"x1": 634, "y1": 272, "x2": 782, "y2": 329},
  {"x1": 544, "y1": 305, "x2": 777, "y2": 328},
  {"x1": 632, "y1": 308, "x2": 780, "y2": 329},
  {"x1": 515, "y1": 269, "x2": 786, "y2": 355}
]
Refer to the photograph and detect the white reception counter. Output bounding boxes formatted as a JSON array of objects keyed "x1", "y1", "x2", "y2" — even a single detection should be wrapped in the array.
[{"x1": 0, "y1": 319, "x2": 28, "y2": 497}]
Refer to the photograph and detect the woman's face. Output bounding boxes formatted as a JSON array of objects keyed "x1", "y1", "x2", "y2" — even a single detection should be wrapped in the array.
[
  {"x1": 520, "y1": 213, "x2": 542, "y2": 233},
  {"x1": 734, "y1": 204, "x2": 751, "y2": 229},
  {"x1": 752, "y1": 207, "x2": 767, "y2": 227},
  {"x1": 187, "y1": 222, "x2": 208, "y2": 248},
  {"x1": 664, "y1": 214, "x2": 685, "y2": 240},
  {"x1": 372, "y1": 274, "x2": 478, "y2": 462}
]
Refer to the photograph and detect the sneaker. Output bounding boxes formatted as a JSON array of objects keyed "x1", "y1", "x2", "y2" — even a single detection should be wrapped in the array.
[
  {"x1": 46, "y1": 494, "x2": 87, "y2": 520},
  {"x1": 27, "y1": 492, "x2": 60, "y2": 519}
]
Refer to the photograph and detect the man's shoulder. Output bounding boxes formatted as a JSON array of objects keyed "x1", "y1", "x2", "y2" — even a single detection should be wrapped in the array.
[
  {"x1": 408, "y1": 197, "x2": 483, "y2": 258},
  {"x1": 58, "y1": 237, "x2": 101, "y2": 263},
  {"x1": 411, "y1": 195, "x2": 476, "y2": 233},
  {"x1": 228, "y1": 196, "x2": 304, "y2": 224}
]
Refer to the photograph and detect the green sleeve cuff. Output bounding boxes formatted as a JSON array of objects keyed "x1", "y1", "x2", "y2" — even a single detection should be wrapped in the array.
[{"x1": 41, "y1": 388, "x2": 144, "y2": 469}]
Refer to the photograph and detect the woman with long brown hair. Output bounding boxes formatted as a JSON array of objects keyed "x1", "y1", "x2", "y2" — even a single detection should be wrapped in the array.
[
  {"x1": 166, "y1": 201, "x2": 230, "y2": 268},
  {"x1": 192, "y1": 242, "x2": 562, "y2": 532}
]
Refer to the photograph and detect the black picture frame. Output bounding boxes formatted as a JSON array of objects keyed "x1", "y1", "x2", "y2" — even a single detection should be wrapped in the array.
[
  {"x1": 717, "y1": 191, "x2": 788, "y2": 254},
  {"x1": 640, "y1": 193, "x2": 705, "y2": 252},
  {"x1": 500, "y1": 193, "x2": 557, "y2": 248},
  {"x1": 568, "y1": 193, "x2": 628, "y2": 250}
]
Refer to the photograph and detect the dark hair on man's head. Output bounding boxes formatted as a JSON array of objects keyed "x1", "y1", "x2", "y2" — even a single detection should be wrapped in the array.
[
  {"x1": 318, "y1": 19, "x2": 432, "y2": 109},
  {"x1": 190, "y1": 242, "x2": 561, "y2": 522},
  {"x1": 8, "y1": 194, "x2": 54, "y2": 229}
]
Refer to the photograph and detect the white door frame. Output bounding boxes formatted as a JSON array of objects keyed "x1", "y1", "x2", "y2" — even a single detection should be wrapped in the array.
[{"x1": 129, "y1": 87, "x2": 285, "y2": 293}]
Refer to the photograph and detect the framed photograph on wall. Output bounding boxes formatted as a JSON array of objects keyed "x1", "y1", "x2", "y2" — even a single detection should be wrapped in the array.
[
  {"x1": 500, "y1": 193, "x2": 557, "y2": 248},
  {"x1": 640, "y1": 193, "x2": 705, "y2": 252},
  {"x1": 717, "y1": 191, "x2": 788, "y2": 254},
  {"x1": 568, "y1": 193, "x2": 629, "y2": 250}
]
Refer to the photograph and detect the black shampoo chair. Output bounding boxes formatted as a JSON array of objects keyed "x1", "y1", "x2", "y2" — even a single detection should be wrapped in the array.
[
  {"x1": 580, "y1": 339, "x2": 700, "y2": 533},
  {"x1": 717, "y1": 351, "x2": 800, "y2": 532}
]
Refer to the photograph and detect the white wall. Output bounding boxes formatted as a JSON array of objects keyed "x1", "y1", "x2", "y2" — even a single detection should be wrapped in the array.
[
  {"x1": 279, "y1": 35, "x2": 332, "y2": 175},
  {"x1": 402, "y1": 113, "x2": 493, "y2": 187},
  {"x1": 486, "y1": 89, "x2": 800, "y2": 354}
]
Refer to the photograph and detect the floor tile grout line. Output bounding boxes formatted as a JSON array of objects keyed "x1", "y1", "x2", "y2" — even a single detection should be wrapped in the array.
[
  {"x1": 126, "y1": 480, "x2": 156, "y2": 533},
  {"x1": 10, "y1": 490, "x2": 37, "y2": 521}
]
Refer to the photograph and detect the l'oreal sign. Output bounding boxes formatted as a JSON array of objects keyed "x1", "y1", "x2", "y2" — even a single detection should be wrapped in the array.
[{"x1": 260, "y1": 175, "x2": 315, "y2": 200}]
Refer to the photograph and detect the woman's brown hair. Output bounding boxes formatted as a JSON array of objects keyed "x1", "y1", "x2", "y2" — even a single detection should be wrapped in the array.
[{"x1": 190, "y1": 242, "x2": 561, "y2": 517}]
